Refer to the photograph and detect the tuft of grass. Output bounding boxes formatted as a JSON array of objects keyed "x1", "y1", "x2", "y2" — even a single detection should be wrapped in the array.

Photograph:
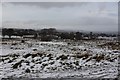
[
  {"x1": 75, "y1": 52, "x2": 92, "y2": 60},
  {"x1": 98, "y1": 42, "x2": 120, "y2": 50},
  {"x1": 56, "y1": 55, "x2": 68, "y2": 60},
  {"x1": 25, "y1": 68, "x2": 31, "y2": 73},
  {"x1": 23, "y1": 53, "x2": 31, "y2": 58},
  {"x1": 12, "y1": 60, "x2": 24, "y2": 69},
  {"x1": 93, "y1": 54, "x2": 105, "y2": 62}
]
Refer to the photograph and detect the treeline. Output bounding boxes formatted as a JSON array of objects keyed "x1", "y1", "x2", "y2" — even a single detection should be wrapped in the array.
[{"x1": 1, "y1": 28, "x2": 117, "y2": 41}]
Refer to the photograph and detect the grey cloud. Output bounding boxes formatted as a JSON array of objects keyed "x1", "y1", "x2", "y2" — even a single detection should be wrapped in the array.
[
  {"x1": 80, "y1": 16, "x2": 117, "y2": 25},
  {"x1": 2, "y1": 2, "x2": 118, "y2": 32},
  {"x1": 98, "y1": 3, "x2": 106, "y2": 12},
  {"x1": 6, "y1": 2, "x2": 88, "y2": 8}
]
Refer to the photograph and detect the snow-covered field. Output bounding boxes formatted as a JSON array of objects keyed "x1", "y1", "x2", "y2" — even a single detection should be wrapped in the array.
[{"x1": 0, "y1": 39, "x2": 119, "y2": 79}]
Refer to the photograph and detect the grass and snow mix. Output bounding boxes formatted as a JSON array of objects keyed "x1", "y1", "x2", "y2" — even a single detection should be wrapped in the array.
[{"x1": 0, "y1": 39, "x2": 119, "y2": 78}]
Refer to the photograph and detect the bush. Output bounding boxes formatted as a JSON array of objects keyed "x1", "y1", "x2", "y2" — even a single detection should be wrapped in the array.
[{"x1": 41, "y1": 36, "x2": 52, "y2": 41}]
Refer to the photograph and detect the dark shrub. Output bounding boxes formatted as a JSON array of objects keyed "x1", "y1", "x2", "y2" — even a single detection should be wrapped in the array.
[
  {"x1": 12, "y1": 60, "x2": 24, "y2": 69},
  {"x1": 23, "y1": 53, "x2": 31, "y2": 58},
  {"x1": 41, "y1": 36, "x2": 52, "y2": 41},
  {"x1": 31, "y1": 53, "x2": 38, "y2": 58},
  {"x1": 8, "y1": 60, "x2": 13, "y2": 63},
  {"x1": 75, "y1": 53, "x2": 91, "y2": 59},
  {"x1": 25, "y1": 68, "x2": 30, "y2": 73},
  {"x1": 58, "y1": 55, "x2": 68, "y2": 60},
  {"x1": 21, "y1": 40, "x2": 25, "y2": 43},
  {"x1": 33, "y1": 48, "x2": 37, "y2": 51},
  {"x1": 93, "y1": 54, "x2": 105, "y2": 62}
]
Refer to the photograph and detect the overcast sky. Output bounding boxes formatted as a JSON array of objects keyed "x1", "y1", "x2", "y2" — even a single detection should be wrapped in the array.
[{"x1": 2, "y1": 2, "x2": 118, "y2": 32}]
